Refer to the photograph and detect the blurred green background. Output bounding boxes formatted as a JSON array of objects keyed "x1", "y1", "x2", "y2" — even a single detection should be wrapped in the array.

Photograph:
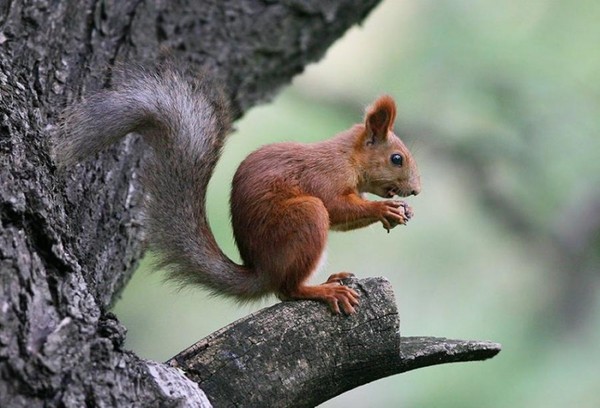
[{"x1": 113, "y1": 0, "x2": 600, "y2": 406}]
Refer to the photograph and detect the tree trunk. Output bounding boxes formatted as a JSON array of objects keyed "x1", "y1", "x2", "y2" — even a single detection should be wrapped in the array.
[{"x1": 0, "y1": 1, "x2": 499, "y2": 406}]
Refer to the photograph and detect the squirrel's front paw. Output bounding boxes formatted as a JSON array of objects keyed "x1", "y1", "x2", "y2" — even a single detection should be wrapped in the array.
[{"x1": 377, "y1": 200, "x2": 414, "y2": 231}]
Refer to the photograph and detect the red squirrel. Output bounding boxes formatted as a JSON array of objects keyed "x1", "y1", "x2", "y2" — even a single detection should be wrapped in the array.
[{"x1": 54, "y1": 68, "x2": 420, "y2": 315}]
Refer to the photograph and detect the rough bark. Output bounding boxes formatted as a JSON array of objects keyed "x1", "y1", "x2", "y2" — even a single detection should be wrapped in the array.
[
  {"x1": 169, "y1": 277, "x2": 500, "y2": 408},
  {"x1": 0, "y1": 1, "x2": 500, "y2": 407}
]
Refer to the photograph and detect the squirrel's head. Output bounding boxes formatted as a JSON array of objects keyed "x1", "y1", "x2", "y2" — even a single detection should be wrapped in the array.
[{"x1": 355, "y1": 95, "x2": 421, "y2": 198}]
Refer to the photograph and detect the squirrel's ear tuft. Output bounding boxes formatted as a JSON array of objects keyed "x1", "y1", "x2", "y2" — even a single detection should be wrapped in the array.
[{"x1": 364, "y1": 95, "x2": 397, "y2": 144}]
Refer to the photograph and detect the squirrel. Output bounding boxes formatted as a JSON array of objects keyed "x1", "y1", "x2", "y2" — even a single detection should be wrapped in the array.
[{"x1": 54, "y1": 67, "x2": 421, "y2": 315}]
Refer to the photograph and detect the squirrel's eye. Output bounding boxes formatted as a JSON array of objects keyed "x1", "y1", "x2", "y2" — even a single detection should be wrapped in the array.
[{"x1": 390, "y1": 153, "x2": 403, "y2": 166}]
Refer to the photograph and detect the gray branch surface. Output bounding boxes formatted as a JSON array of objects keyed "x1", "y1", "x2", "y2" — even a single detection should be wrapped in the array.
[{"x1": 168, "y1": 278, "x2": 501, "y2": 408}]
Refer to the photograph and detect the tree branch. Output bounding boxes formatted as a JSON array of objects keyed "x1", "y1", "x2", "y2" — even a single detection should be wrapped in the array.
[{"x1": 167, "y1": 278, "x2": 501, "y2": 407}]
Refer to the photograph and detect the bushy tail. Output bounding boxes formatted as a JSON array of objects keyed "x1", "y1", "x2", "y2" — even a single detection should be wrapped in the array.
[{"x1": 54, "y1": 68, "x2": 267, "y2": 299}]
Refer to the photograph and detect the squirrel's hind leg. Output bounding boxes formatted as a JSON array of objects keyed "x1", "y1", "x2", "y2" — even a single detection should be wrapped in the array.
[{"x1": 266, "y1": 196, "x2": 360, "y2": 314}]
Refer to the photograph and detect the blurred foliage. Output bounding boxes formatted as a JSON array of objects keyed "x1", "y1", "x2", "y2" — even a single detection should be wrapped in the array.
[{"x1": 113, "y1": 0, "x2": 600, "y2": 406}]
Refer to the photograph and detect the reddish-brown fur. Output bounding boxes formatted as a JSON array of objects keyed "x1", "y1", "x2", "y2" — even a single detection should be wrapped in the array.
[{"x1": 231, "y1": 95, "x2": 420, "y2": 314}]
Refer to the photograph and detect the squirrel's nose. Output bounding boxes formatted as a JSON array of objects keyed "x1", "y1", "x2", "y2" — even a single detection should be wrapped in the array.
[{"x1": 410, "y1": 187, "x2": 420, "y2": 196}]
